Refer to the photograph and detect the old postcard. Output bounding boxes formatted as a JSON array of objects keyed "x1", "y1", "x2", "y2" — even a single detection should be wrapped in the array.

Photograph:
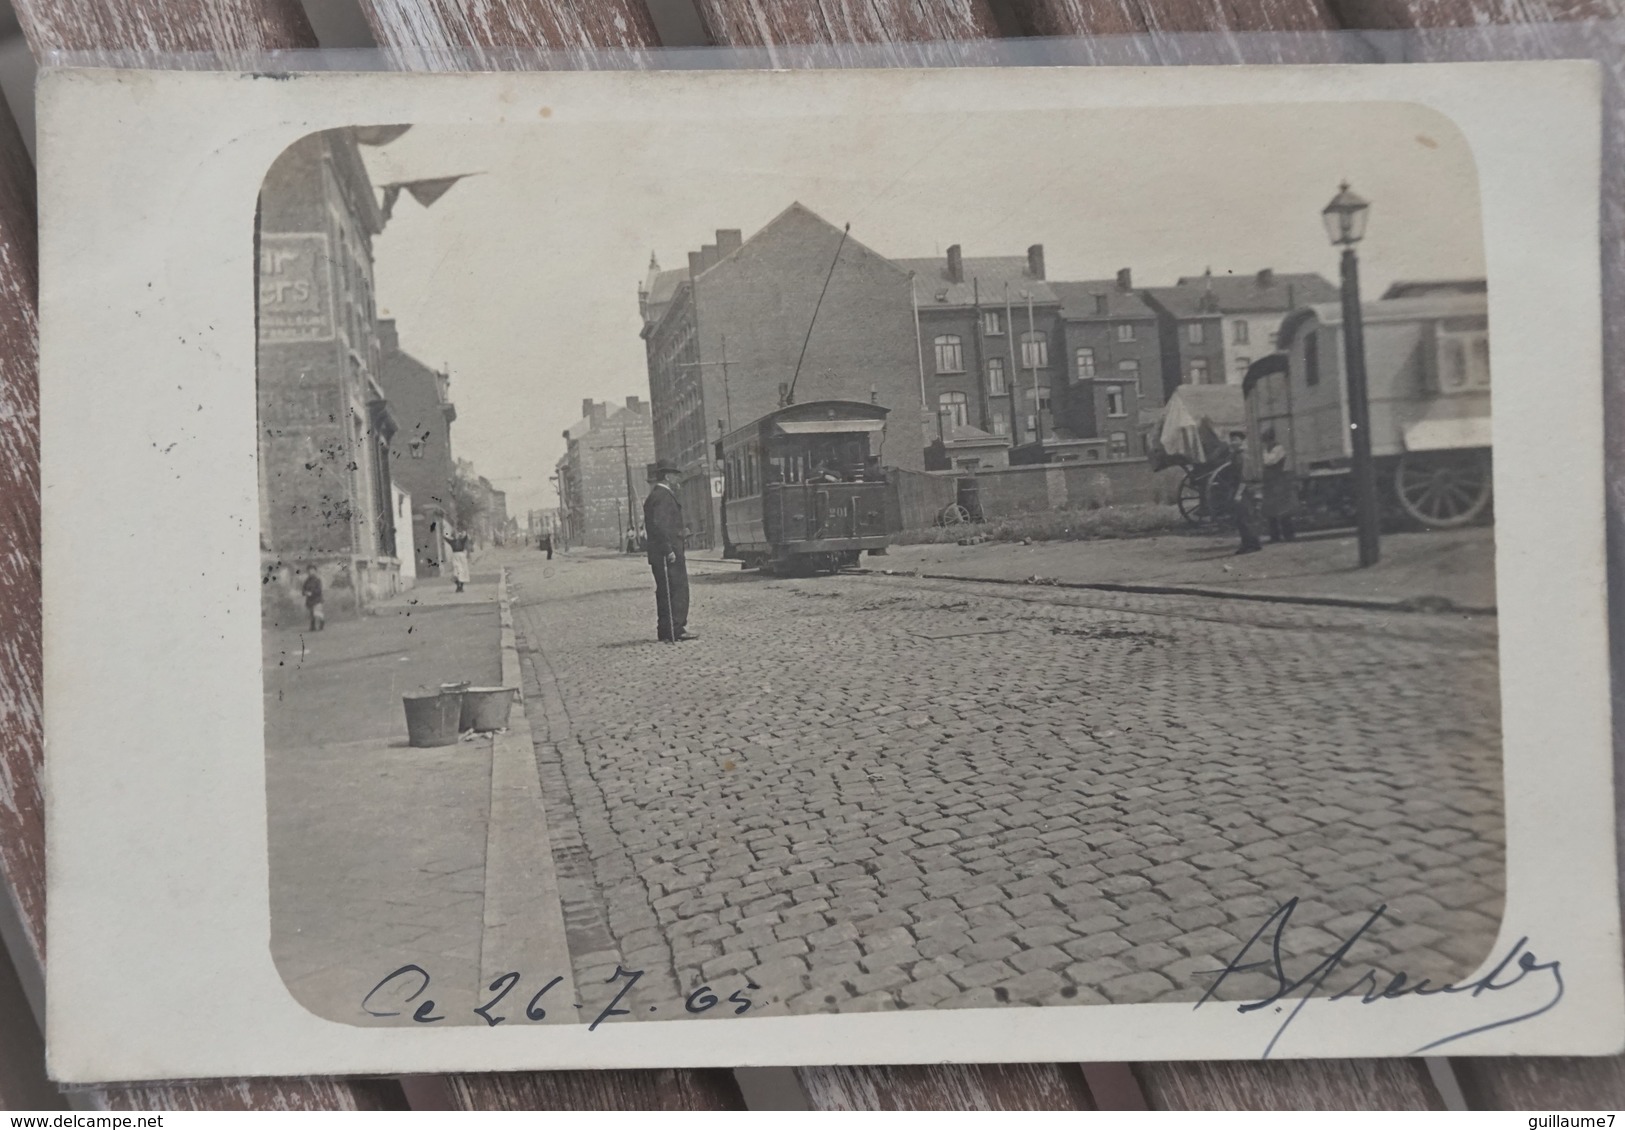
[{"x1": 38, "y1": 60, "x2": 1619, "y2": 1081}]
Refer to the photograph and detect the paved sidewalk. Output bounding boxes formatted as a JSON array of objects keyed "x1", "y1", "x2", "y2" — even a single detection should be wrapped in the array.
[
  {"x1": 869, "y1": 526, "x2": 1495, "y2": 613},
  {"x1": 266, "y1": 563, "x2": 573, "y2": 1026}
]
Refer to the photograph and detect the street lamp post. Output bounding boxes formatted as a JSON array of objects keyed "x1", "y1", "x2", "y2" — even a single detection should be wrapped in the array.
[{"x1": 1323, "y1": 181, "x2": 1380, "y2": 568}]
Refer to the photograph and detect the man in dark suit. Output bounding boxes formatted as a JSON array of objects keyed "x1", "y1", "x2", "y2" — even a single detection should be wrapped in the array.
[{"x1": 643, "y1": 460, "x2": 696, "y2": 643}]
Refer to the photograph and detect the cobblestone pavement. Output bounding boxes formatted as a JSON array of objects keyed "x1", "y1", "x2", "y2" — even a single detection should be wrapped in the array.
[{"x1": 510, "y1": 549, "x2": 1504, "y2": 1019}]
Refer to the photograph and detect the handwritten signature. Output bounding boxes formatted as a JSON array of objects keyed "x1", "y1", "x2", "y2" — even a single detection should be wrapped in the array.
[
  {"x1": 361, "y1": 964, "x2": 760, "y2": 1030},
  {"x1": 1195, "y1": 897, "x2": 1563, "y2": 1058}
]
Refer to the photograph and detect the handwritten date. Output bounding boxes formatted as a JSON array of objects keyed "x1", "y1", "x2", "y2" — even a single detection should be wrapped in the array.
[{"x1": 362, "y1": 964, "x2": 759, "y2": 1031}]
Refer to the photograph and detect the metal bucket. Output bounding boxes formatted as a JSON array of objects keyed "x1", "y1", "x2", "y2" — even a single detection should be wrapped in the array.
[
  {"x1": 403, "y1": 690, "x2": 462, "y2": 748},
  {"x1": 460, "y1": 686, "x2": 516, "y2": 733}
]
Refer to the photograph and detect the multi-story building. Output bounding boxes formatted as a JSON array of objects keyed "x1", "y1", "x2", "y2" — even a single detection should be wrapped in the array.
[
  {"x1": 895, "y1": 243, "x2": 1059, "y2": 462},
  {"x1": 376, "y1": 318, "x2": 457, "y2": 578},
  {"x1": 556, "y1": 397, "x2": 655, "y2": 549},
  {"x1": 1049, "y1": 271, "x2": 1165, "y2": 462},
  {"x1": 256, "y1": 128, "x2": 399, "y2": 625},
  {"x1": 1146, "y1": 269, "x2": 1339, "y2": 394},
  {"x1": 640, "y1": 203, "x2": 924, "y2": 548}
]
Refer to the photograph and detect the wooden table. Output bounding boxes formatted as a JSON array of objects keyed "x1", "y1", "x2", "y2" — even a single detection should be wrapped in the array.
[{"x1": 0, "y1": 0, "x2": 1618, "y2": 1111}]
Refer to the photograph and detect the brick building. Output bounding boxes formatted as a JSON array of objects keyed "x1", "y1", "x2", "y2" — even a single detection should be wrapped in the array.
[
  {"x1": 640, "y1": 203, "x2": 924, "y2": 548},
  {"x1": 896, "y1": 244, "x2": 1059, "y2": 464},
  {"x1": 1051, "y1": 271, "x2": 1165, "y2": 462},
  {"x1": 376, "y1": 318, "x2": 457, "y2": 577},
  {"x1": 256, "y1": 128, "x2": 399, "y2": 626},
  {"x1": 1145, "y1": 269, "x2": 1338, "y2": 395},
  {"x1": 555, "y1": 397, "x2": 655, "y2": 550}
]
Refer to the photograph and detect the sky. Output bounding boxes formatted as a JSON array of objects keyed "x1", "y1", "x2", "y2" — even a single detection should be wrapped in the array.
[{"x1": 357, "y1": 98, "x2": 1484, "y2": 517}]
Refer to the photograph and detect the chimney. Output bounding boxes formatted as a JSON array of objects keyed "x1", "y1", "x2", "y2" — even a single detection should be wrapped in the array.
[
  {"x1": 1094, "y1": 294, "x2": 1108, "y2": 315},
  {"x1": 687, "y1": 251, "x2": 703, "y2": 277},
  {"x1": 717, "y1": 229, "x2": 742, "y2": 256},
  {"x1": 700, "y1": 243, "x2": 720, "y2": 272},
  {"x1": 625, "y1": 395, "x2": 641, "y2": 411},
  {"x1": 946, "y1": 244, "x2": 963, "y2": 284},
  {"x1": 1116, "y1": 268, "x2": 1133, "y2": 291},
  {"x1": 1027, "y1": 244, "x2": 1046, "y2": 280},
  {"x1": 376, "y1": 317, "x2": 399, "y2": 353},
  {"x1": 1257, "y1": 268, "x2": 1275, "y2": 288},
  {"x1": 582, "y1": 398, "x2": 595, "y2": 419}
]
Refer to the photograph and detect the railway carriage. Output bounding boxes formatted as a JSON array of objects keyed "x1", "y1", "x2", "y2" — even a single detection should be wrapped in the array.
[
  {"x1": 1243, "y1": 291, "x2": 1492, "y2": 529},
  {"x1": 718, "y1": 400, "x2": 899, "y2": 574}
]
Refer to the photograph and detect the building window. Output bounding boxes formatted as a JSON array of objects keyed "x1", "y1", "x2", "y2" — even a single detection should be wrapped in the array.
[
  {"x1": 938, "y1": 391, "x2": 970, "y2": 429},
  {"x1": 1020, "y1": 331, "x2": 1048, "y2": 370},
  {"x1": 987, "y1": 357, "x2": 1006, "y2": 396},
  {"x1": 1023, "y1": 385, "x2": 1052, "y2": 412},
  {"x1": 1235, "y1": 356, "x2": 1251, "y2": 379},
  {"x1": 1105, "y1": 385, "x2": 1127, "y2": 418},
  {"x1": 1189, "y1": 358, "x2": 1209, "y2": 384},
  {"x1": 1234, "y1": 319, "x2": 1250, "y2": 344},
  {"x1": 1188, "y1": 322, "x2": 1205, "y2": 344},
  {"x1": 1116, "y1": 323, "x2": 1135, "y2": 343},
  {"x1": 1117, "y1": 359, "x2": 1140, "y2": 396},
  {"x1": 956, "y1": 458, "x2": 982, "y2": 471},
  {"x1": 1076, "y1": 347, "x2": 1096, "y2": 379},
  {"x1": 933, "y1": 334, "x2": 964, "y2": 374},
  {"x1": 982, "y1": 311, "x2": 1003, "y2": 336},
  {"x1": 1304, "y1": 333, "x2": 1320, "y2": 386},
  {"x1": 990, "y1": 411, "x2": 1009, "y2": 437},
  {"x1": 1109, "y1": 431, "x2": 1129, "y2": 458}
]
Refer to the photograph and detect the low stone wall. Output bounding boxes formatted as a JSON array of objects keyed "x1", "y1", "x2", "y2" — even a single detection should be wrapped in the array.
[{"x1": 892, "y1": 460, "x2": 1181, "y2": 530}]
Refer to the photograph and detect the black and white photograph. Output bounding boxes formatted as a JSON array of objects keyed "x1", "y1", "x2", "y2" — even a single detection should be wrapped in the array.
[
  {"x1": 40, "y1": 62, "x2": 1619, "y2": 1080},
  {"x1": 258, "y1": 98, "x2": 1507, "y2": 1029}
]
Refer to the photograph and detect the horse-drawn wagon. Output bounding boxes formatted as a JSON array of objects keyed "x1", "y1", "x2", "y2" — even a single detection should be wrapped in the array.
[
  {"x1": 1244, "y1": 290, "x2": 1491, "y2": 528},
  {"x1": 1145, "y1": 384, "x2": 1248, "y2": 526}
]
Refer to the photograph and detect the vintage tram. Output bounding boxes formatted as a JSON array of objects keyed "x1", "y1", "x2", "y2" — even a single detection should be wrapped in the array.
[
  {"x1": 1243, "y1": 291, "x2": 1492, "y2": 529},
  {"x1": 718, "y1": 399, "x2": 900, "y2": 574}
]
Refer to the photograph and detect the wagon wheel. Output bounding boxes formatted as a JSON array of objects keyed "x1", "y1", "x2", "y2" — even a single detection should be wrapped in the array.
[
  {"x1": 1176, "y1": 471, "x2": 1208, "y2": 524},
  {"x1": 1394, "y1": 450, "x2": 1492, "y2": 529},
  {"x1": 1201, "y1": 462, "x2": 1238, "y2": 525},
  {"x1": 940, "y1": 503, "x2": 972, "y2": 526}
]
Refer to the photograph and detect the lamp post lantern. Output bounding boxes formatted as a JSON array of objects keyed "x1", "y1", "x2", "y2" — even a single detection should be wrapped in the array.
[{"x1": 1324, "y1": 181, "x2": 1380, "y2": 568}]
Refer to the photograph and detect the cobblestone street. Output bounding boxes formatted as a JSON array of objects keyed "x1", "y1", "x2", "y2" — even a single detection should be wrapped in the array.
[{"x1": 512, "y1": 548, "x2": 1505, "y2": 1018}]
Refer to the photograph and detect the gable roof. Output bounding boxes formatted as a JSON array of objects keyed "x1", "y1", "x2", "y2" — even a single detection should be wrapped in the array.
[
  {"x1": 1149, "y1": 272, "x2": 1339, "y2": 318},
  {"x1": 896, "y1": 255, "x2": 1056, "y2": 308},
  {"x1": 1050, "y1": 280, "x2": 1157, "y2": 320}
]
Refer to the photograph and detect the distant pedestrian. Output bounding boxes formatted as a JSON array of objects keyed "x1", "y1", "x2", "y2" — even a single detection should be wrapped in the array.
[
  {"x1": 1226, "y1": 429, "x2": 1262, "y2": 555},
  {"x1": 1260, "y1": 427, "x2": 1298, "y2": 543},
  {"x1": 643, "y1": 461, "x2": 695, "y2": 643},
  {"x1": 539, "y1": 531, "x2": 553, "y2": 560},
  {"x1": 301, "y1": 568, "x2": 325, "y2": 632},
  {"x1": 443, "y1": 528, "x2": 471, "y2": 592}
]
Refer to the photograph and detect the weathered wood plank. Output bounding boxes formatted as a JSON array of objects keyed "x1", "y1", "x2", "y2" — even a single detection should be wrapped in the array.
[
  {"x1": 361, "y1": 0, "x2": 658, "y2": 67},
  {"x1": 1134, "y1": 1058, "x2": 1445, "y2": 1111},
  {"x1": 13, "y1": 0, "x2": 314, "y2": 58},
  {"x1": 443, "y1": 1068, "x2": 744, "y2": 1110},
  {"x1": 11, "y1": 0, "x2": 387, "y2": 1109},
  {"x1": 691, "y1": 0, "x2": 1003, "y2": 49},
  {"x1": 89, "y1": 1078, "x2": 401, "y2": 1111},
  {"x1": 0, "y1": 52, "x2": 40, "y2": 983},
  {"x1": 1011, "y1": 0, "x2": 1337, "y2": 35},
  {"x1": 798, "y1": 1064, "x2": 1093, "y2": 1110}
]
